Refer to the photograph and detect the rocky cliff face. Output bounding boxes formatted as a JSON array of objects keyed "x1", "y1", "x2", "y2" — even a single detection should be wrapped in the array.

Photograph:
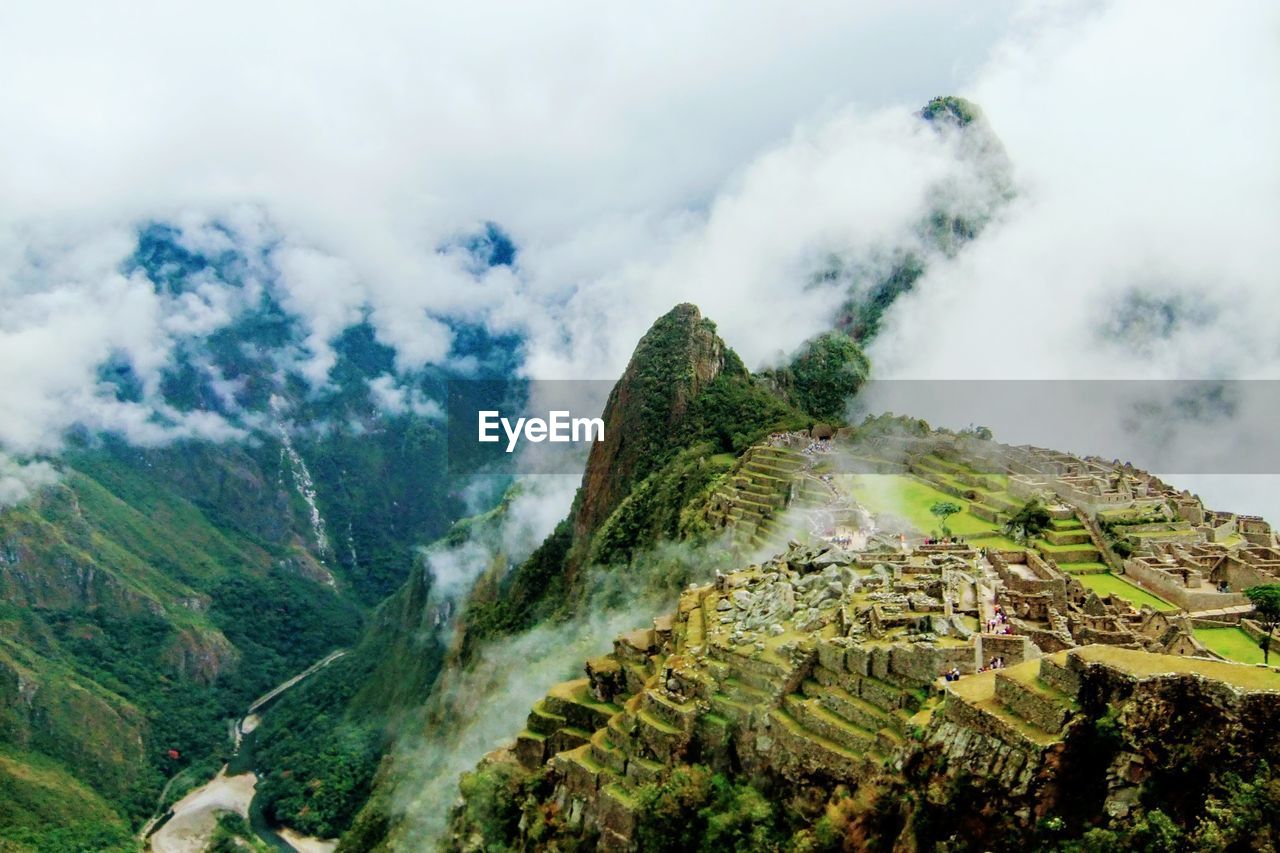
[{"x1": 574, "y1": 303, "x2": 743, "y2": 539}]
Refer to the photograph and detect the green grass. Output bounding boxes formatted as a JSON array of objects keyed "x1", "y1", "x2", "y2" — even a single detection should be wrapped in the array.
[
  {"x1": 1058, "y1": 561, "x2": 1109, "y2": 574},
  {"x1": 1070, "y1": 645, "x2": 1280, "y2": 691},
  {"x1": 1195, "y1": 627, "x2": 1268, "y2": 665},
  {"x1": 967, "y1": 533, "x2": 1026, "y2": 551},
  {"x1": 839, "y1": 474, "x2": 1001, "y2": 537},
  {"x1": 1075, "y1": 573, "x2": 1174, "y2": 611},
  {"x1": 1034, "y1": 539, "x2": 1099, "y2": 554}
]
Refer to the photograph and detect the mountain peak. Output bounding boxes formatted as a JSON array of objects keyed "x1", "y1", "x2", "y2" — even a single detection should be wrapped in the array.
[{"x1": 573, "y1": 303, "x2": 744, "y2": 538}]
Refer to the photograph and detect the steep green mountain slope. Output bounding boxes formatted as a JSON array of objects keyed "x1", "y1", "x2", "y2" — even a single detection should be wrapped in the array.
[
  {"x1": 0, "y1": 445, "x2": 366, "y2": 840},
  {"x1": 332, "y1": 304, "x2": 863, "y2": 849},
  {"x1": 0, "y1": 224, "x2": 516, "y2": 847}
]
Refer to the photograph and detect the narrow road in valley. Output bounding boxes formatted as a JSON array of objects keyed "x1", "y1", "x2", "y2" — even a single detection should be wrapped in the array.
[
  {"x1": 140, "y1": 649, "x2": 348, "y2": 852},
  {"x1": 248, "y1": 649, "x2": 348, "y2": 714}
]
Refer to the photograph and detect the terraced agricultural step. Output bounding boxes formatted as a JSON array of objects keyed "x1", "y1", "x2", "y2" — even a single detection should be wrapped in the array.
[
  {"x1": 974, "y1": 697, "x2": 1060, "y2": 748},
  {"x1": 734, "y1": 495, "x2": 782, "y2": 514},
  {"x1": 623, "y1": 753, "x2": 665, "y2": 788},
  {"x1": 1059, "y1": 562, "x2": 1109, "y2": 575},
  {"x1": 550, "y1": 726, "x2": 593, "y2": 754},
  {"x1": 643, "y1": 690, "x2": 698, "y2": 733},
  {"x1": 709, "y1": 691, "x2": 755, "y2": 723},
  {"x1": 545, "y1": 679, "x2": 623, "y2": 732},
  {"x1": 1037, "y1": 654, "x2": 1080, "y2": 697},
  {"x1": 846, "y1": 672, "x2": 912, "y2": 714},
  {"x1": 985, "y1": 493, "x2": 1026, "y2": 513},
  {"x1": 720, "y1": 668, "x2": 777, "y2": 698},
  {"x1": 554, "y1": 743, "x2": 615, "y2": 798},
  {"x1": 768, "y1": 708, "x2": 879, "y2": 777},
  {"x1": 748, "y1": 456, "x2": 804, "y2": 473},
  {"x1": 732, "y1": 478, "x2": 775, "y2": 497},
  {"x1": 606, "y1": 712, "x2": 635, "y2": 751},
  {"x1": 744, "y1": 462, "x2": 803, "y2": 479},
  {"x1": 875, "y1": 727, "x2": 904, "y2": 753},
  {"x1": 994, "y1": 664, "x2": 1075, "y2": 733},
  {"x1": 1043, "y1": 528, "x2": 1092, "y2": 546},
  {"x1": 591, "y1": 728, "x2": 628, "y2": 774},
  {"x1": 515, "y1": 729, "x2": 547, "y2": 769},
  {"x1": 945, "y1": 671, "x2": 1062, "y2": 750},
  {"x1": 1034, "y1": 540, "x2": 1101, "y2": 564},
  {"x1": 685, "y1": 607, "x2": 705, "y2": 647},
  {"x1": 803, "y1": 680, "x2": 900, "y2": 735},
  {"x1": 528, "y1": 700, "x2": 567, "y2": 735},
  {"x1": 637, "y1": 701, "x2": 686, "y2": 737},
  {"x1": 783, "y1": 693, "x2": 877, "y2": 753}
]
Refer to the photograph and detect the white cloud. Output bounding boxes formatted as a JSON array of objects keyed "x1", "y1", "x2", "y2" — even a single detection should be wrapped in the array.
[
  {"x1": 0, "y1": 1, "x2": 1011, "y2": 462},
  {"x1": 0, "y1": 0, "x2": 1275, "y2": 520},
  {"x1": 0, "y1": 455, "x2": 59, "y2": 507},
  {"x1": 367, "y1": 374, "x2": 443, "y2": 419},
  {"x1": 860, "y1": 0, "x2": 1280, "y2": 516}
]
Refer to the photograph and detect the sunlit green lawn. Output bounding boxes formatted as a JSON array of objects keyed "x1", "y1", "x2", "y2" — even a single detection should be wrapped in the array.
[
  {"x1": 840, "y1": 474, "x2": 999, "y2": 537},
  {"x1": 1075, "y1": 572, "x2": 1175, "y2": 611},
  {"x1": 1195, "y1": 627, "x2": 1268, "y2": 665}
]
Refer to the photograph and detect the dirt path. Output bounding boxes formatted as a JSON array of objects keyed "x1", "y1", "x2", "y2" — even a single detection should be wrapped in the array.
[
  {"x1": 278, "y1": 827, "x2": 339, "y2": 853},
  {"x1": 149, "y1": 768, "x2": 256, "y2": 853}
]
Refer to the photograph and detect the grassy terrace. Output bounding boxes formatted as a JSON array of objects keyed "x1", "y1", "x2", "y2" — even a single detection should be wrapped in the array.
[
  {"x1": 1057, "y1": 561, "x2": 1110, "y2": 574},
  {"x1": 968, "y1": 533, "x2": 1027, "y2": 551},
  {"x1": 838, "y1": 473, "x2": 1002, "y2": 537},
  {"x1": 1071, "y1": 645, "x2": 1280, "y2": 692},
  {"x1": 1074, "y1": 572, "x2": 1174, "y2": 611},
  {"x1": 1195, "y1": 627, "x2": 1268, "y2": 666}
]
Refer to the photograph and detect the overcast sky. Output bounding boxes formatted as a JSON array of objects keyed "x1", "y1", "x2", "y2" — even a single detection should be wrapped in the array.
[{"x1": 1, "y1": 0, "x2": 1277, "y2": 514}]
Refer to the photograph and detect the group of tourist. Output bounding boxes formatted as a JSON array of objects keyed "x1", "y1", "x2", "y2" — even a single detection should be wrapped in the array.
[
  {"x1": 939, "y1": 653, "x2": 1010, "y2": 683},
  {"x1": 986, "y1": 604, "x2": 1014, "y2": 635},
  {"x1": 923, "y1": 536, "x2": 965, "y2": 545}
]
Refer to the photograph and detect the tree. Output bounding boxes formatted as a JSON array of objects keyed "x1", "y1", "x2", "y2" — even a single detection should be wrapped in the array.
[
  {"x1": 1244, "y1": 584, "x2": 1280, "y2": 665},
  {"x1": 1004, "y1": 500, "x2": 1052, "y2": 544},
  {"x1": 929, "y1": 501, "x2": 962, "y2": 537}
]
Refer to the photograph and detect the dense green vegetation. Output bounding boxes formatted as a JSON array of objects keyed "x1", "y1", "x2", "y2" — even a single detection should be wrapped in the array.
[
  {"x1": 920, "y1": 94, "x2": 979, "y2": 126},
  {"x1": 609, "y1": 304, "x2": 745, "y2": 491},
  {"x1": 209, "y1": 573, "x2": 362, "y2": 696},
  {"x1": 0, "y1": 439, "x2": 420, "y2": 835},
  {"x1": 682, "y1": 373, "x2": 811, "y2": 454},
  {"x1": 588, "y1": 444, "x2": 737, "y2": 566},
  {"x1": 252, "y1": 655, "x2": 384, "y2": 839},
  {"x1": 0, "y1": 747, "x2": 134, "y2": 852},
  {"x1": 632, "y1": 765, "x2": 786, "y2": 852},
  {"x1": 765, "y1": 332, "x2": 869, "y2": 423},
  {"x1": 208, "y1": 812, "x2": 270, "y2": 852}
]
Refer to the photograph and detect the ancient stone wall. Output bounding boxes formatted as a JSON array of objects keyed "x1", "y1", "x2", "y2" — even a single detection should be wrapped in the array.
[{"x1": 1122, "y1": 558, "x2": 1248, "y2": 612}]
